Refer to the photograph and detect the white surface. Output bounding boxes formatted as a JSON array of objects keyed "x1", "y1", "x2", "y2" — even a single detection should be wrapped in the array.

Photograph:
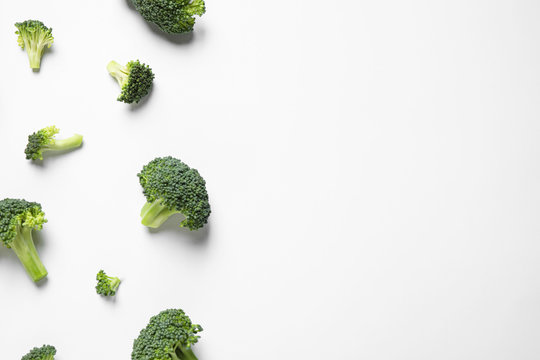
[{"x1": 2, "y1": 0, "x2": 540, "y2": 359}]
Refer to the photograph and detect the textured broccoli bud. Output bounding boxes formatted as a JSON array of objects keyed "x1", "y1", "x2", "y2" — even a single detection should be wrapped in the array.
[
  {"x1": 107, "y1": 60, "x2": 154, "y2": 104},
  {"x1": 138, "y1": 156, "x2": 211, "y2": 230},
  {"x1": 131, "y1": 0, "x2": 206, "y2": 34},
  {"x1": 25, "y1": 126, "x2": 83, "y2": 161},
  {"x1": 21, "y1": 344, "x2": 56, "y2": 360},
  {"x1": 96, "y1": 270, "x2": 121, "y2": 296},
  {"x1": 0, "y1": 199, "x2": 48, "y2": 282},
  {"x1": 15, "y1": 20, "x2": 54, "y2": 70},
  {"x1": 132, "y1": 309, "x2": 203, "y2": 360}
]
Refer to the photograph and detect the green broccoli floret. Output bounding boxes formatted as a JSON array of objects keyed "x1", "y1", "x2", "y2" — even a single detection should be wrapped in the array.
[
  {"x1": 132, "y1": 309, "x2": 203, "y2": 360},
  {"x1": 107, "y1": 60, "x2": 154, "y2": 104},
  {"x1": 131, "y1": 0, "x2": 206, "y2": 34},
  {"x1": 96, "y1": 270, "x2": 121, "y2": 296},
  {"x1": 0, "y1": 199, "x2": 48, "y2": 282},
  {"x1": 138, "y1": 156, "x2": 211, "y2": 230},
  {"x1": 21, "y1": 345, "x2": 56, "y2": 360},
  {"x1": 25, "y1": 126, "x2": 83, "y2": 161},
  {"x1": 15, "y1": 20, "x2": 54, "y2": 70}
]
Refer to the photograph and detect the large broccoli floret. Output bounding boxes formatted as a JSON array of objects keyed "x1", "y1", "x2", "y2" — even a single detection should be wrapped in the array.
[
  {"x1": 25, "y1": 126, "x2": 83, "y2": 161},
  {"x1": 96, "y1": 270, "x2": 121, "y2": 296},
  {"x1": 107, "y1": 60, "x2": 154, "y2": 104},
  {"x1": 0, "y1": 199, "x2": 48, "y2": 282},
  {"x1": 131, "y1": 0, "x2": 206, "y2": 34},
  {"x1": 15, "y1": 20, "x2": 54, "y2": 70},
  {"x1": 138, "y1": 156, "x2": 211, "y2": 230},
  {"x1": 132, "y1": 309, "x2": 203, "y2": 360},
  {"x1": 21, "y1": 345, "x2": 56, "y2": 360}
]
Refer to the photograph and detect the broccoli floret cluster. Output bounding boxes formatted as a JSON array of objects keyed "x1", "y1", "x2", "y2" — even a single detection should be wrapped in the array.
[
  {"x1": 96, "y1": 270, "x2": 121, "y2": 296},
  {"x1": 131, "y1": 0, "x2": 206, "y2": 34},
  {"x1": 107, "y1": 60, "x2": 154, "y2": 104},
  {"x1": 15, "y1": 20, "x2": 54, "y2": 70},
  {"x1": 138, "y1": 156, "x2": 211, "y2": 230},
  {"x1": 21, "y1": 345, "x2": 56, "y2": 360},
  {"x1": 25, "y1": 126, "x2": 83, "y2": 160},
  {"x1": 0, "y1": 199, "x2": 48, "y2": 282},
  {"x1": 132, "y1": 309, "x2": 203, "y2": 360}
]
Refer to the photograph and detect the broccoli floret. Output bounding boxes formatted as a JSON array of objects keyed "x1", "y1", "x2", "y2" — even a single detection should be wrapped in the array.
[
  {"x1": 132, "y1": 309, "x2": 203, "y2": 360},
  {"x1": 25, "y1": 126, "x2": 83, "y2": 161},
  {"x1": 15, "y1": 20, "x2": 54, "y2": 70},
  {"x1": 138, "y1": 156, "x2": 211, "y2": 230},
  {"x1": 21, "y1": 345, "x2": 56, "y2": 360},
  {"x1": 131, "y1": 0, "x2": 206, "y2": 34},
  {"x1": 96, "y1": 270, "x2": 121, "y2": 296},
  {"x1": 0, "y1": 199, "x2": 48, "y2": 282},
  {"x1": 107, "y1": 60, "x2": 154, "y2": 104}
]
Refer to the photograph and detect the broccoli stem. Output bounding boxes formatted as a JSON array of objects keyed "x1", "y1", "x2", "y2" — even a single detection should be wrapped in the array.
[
  {"x1": 10, "y1": 226, "x2": 47, "y2": 282},
  {"x1": 179, "y1": 347, "x2": 198, "y2": 360},
  {"x1": 107, "y1": 60, "x2": 129, "y2": 87},
  {"x1": 141, "y1": 200, "x2": 180, "y2": 228},
  {"x1": 45, "y1": 134, "x2": 83, "y2": 152}
]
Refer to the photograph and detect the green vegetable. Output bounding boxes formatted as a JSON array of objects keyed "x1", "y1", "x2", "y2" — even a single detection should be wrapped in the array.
[
  {"x1": 96, "y1": 270, "x2": 121, "y2": 296},
  {"x1": 25, "y1": 126, "x2": 83, "y2": 161},
  {"x1": 107, "y1": 60, "x2": 154, "y2": 104},
  {"x1": 132, "y1": 309, "x2": 203, "y2": 360},
  {"x1": 0, "y1": 199, "x2": 47, "y2": 282},
  {"x1": 138, "y1": 157, "x2": 211, "y2": 230},
  {"x1": 15, "y1": 20, "x2": 54, "y2": 70},
  {"x1": 131, "y1": 0, "x2": 206, "y2": 34},
  {"x1": 21, "y1": 345, "x2": 56, "y2": 360}
]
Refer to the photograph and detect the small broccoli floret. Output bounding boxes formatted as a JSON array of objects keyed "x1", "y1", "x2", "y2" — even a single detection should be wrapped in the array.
[
  {"x1": 0, "y1": 199, "x2": 47, "y2": 282},
  {"x1": 107, "y1": 60, "x2": 154, "y2": 104},
  {"x1": 131, "y1": 0, "x2": 205, "y2": 34},
  {"x1": 96, "y1": 270, "x2": 121, "y2": 296},
  {"x1": 132, "y1": 309, "x2": 203, "y2": 360},
  {"x1": 138, "y1": 156, "x2": 211, "y2": 230},
  {"x1": 15, "y1": 20, "x2": 54, "y2": 70},
  {"x1": 24, "y1": 126, "x2": 83, "y2": 160},
  {"x1": 21, "y1": 345, "x2": 56, "y2": 360}
]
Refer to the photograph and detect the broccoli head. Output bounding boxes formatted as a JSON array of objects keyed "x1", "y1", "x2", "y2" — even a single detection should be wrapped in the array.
[
  {"x1": 21, "y1": 345, "x2": 56, "y2": 360},
  {"x1": 131, "y1": 0, "x2": 206, "y2": 34},
  {"x1": 138, "y1": 156, "x2": 211, "y2": 230},
  {"x1": 107, "y1": 60, "x2": 154, "y2": 104},
  {"x1": 96, "y1": 270, "x2": 121, "y2": 296},
  {"x1": 15, "y1": 20, "x2": 54, "y2": 70},
  {"x1": 132, "y1": 309, "x2": 203, "y2": 360},
  {"x1": 25, "y1": 126, "x2": 83, "y2": 160},
  {"x1": 0, "y1": 199, "x2": 47, "y2": 282}
]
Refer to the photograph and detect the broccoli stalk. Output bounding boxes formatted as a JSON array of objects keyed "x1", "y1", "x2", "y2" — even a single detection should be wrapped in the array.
[
  {"x1": 10, "y1": 226, "x2": 47, "y2": 282},
  {"x1": 140, "y1": 199, "x2": 181, "y2": 228},
  {"x1": 0, "y1": 199, "x2": 48, "y2": 282},
  {"x1": 15, "y1": 20, "x2": 54, "y2": 70}
]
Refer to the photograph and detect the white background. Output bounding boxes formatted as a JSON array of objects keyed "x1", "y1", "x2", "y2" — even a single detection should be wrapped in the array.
[{"x1": 1, "y1": 0, "x2": 540, "y2": 359}]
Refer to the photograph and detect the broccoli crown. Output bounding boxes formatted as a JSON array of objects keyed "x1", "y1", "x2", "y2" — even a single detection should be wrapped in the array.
[
  {"x1": 21, "y1": 344, "x2": 56, "y2": 360},
  {"x1": 96, "y1": 270, "x2": 121, "y2": 296},
  {"x1": 107, "y1": 60, "x2": 155, "y2": 104},
  {"x1": 138, "y1": 156, "x2": 211, "y2": 230},
  {"x1": 15, "y1": 20, "x2": 54, "y2": 69},
  {"x1": 132, "y1": 309, "x2": 203, "y2": 360},
  {"x1": 0, "y1": 198, "x2": 46, "y2": 249},
  {"x1": 25, "y1": 126, "x2": 59, "y2": 160},
  {"x1": 131, "y1": 0, "x2": 206, "y2": 34}
]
